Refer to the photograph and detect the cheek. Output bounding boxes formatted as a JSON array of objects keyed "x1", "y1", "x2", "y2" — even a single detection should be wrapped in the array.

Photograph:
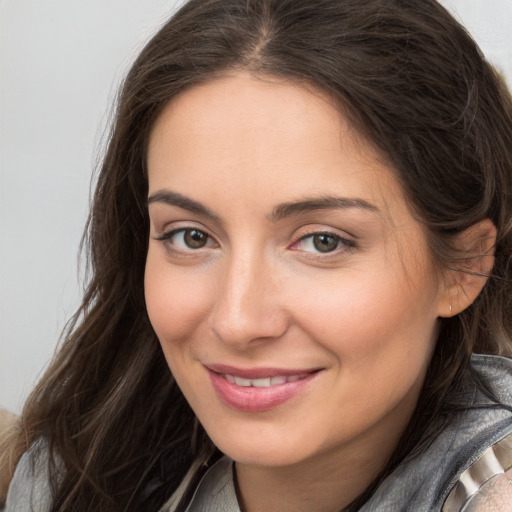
[
  {"x1": 294, "y1": 278, "x2": 437, "y2": 433},
  {"x1": 290, "y1": 263, "x2": 439, "y2": 372},
  {"x1": 144, "y1": 250, "x2": 213, "y2": 346}
]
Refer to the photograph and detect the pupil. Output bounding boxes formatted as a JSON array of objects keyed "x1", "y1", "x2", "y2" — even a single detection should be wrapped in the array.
[
  {"x1": 313, "y1": 234, "x2": 338, "y2": 253},
  {"x1": 185, "y1": 229, "x2": 207, "y2": 248}
]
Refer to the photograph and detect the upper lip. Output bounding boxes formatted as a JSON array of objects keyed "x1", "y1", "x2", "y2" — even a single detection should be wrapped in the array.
[{"x1": 204, "y1": 364, "x2": 321, "y2": 379}]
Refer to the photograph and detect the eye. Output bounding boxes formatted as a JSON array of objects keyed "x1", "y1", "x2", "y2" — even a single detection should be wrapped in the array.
[
  {"x1": 156, "y1": 228, "x2": 215, "y2": 250},
  {"x1": 294, "y1": 232, "x2": 355, "y2": 254},
  {"x1": 305, "y1": 233, "x2": 340, "y2": 253}
]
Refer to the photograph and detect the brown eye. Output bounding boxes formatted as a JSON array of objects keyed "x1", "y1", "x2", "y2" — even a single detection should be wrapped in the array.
[
  {"x1": 183, "y1": 229, "x2": 209, "y2": 249},
  {"x1": 156, "y1": 228, "x2": 213, "y2": 251},
  {"x1": 312, "y1": 234, "x2": 340, "y2": 253}
]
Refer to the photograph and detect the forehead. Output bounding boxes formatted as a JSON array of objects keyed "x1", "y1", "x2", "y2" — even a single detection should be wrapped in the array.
[{"x1": 147, "y1": 72, "x2": 406, "y2": 217}]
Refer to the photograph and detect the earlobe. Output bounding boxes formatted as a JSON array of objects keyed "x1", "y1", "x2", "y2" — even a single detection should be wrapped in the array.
[{"x1": 439, "y1": 219, "x2": 497, "y2": 317}]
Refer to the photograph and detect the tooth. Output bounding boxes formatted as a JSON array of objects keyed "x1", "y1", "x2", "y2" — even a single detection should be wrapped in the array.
[
  {"x1": 225, "y1": 374, "x2": 235, "y2": 384},
  {"x1": 234, "y1": 376, "x2": 252, "y2": 387},
  {"x1": 252, "y1": 378, "x2": 271, "y2": 387},
  {"x1": 270, "y1": 376, "x2": 287, "y2": 386},
  {"x1": 287, "y1": 375, "x2": 301, "y2": 382}
]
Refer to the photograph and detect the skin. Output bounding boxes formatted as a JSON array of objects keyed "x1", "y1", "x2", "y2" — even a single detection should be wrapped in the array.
[{"x1": 144, "y1": 72, "x2": 454, "y2": 512}]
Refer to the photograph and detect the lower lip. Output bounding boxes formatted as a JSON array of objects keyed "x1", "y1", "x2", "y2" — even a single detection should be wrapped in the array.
[{"x1": 207, "y1": 370, "x2": 318, "y2": 412}]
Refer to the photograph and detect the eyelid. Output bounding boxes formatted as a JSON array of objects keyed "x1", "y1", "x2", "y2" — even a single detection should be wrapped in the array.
[
  {"x1": 154, "y1": 227, "x2": 212, "y2": 243},
  {"x1": 153, "y1": 218, "x2": 214, "y2": 240},
  {"x1": 288, "y1": 226, "x2": 357, "y2": 257},
  {"x1": 153, "y1": 223, "x2": 219, "y2": 256},
  {"x1": 291, "y1": 225, "x2": 356, "y2": 244}
]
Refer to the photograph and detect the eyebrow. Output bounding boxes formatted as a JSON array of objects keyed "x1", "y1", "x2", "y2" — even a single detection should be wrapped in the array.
[
  {"x1": 147, "y1": 189, "x2": 380, "y2": 222},
  {"x1": 269, "y1": 196, "x2": 380, "y2": 221},
  {"x1": 147, "y1": 190, "x2": 220, "y2": 221}
]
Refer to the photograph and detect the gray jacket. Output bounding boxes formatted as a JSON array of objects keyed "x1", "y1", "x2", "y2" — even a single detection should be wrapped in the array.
[{"x1": 5, "y1": 355, "x2": 512, "y2": 511}]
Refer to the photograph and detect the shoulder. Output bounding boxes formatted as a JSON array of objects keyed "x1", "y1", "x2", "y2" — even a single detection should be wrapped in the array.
[
  {"x1": 441, "y1": 355, "x2": 512, "y2": 511},
  {"x1": 443, "y1": 432, "x2": 512, "y2": 511},
  {"x1": 470, "y1": 354, "x2": 512, "y2": 405},
  {"x1": 5, "y1": 442, "x2": 52, "y2": 512},
  {"x1": 359, "y1": 355, "x2": 512, "y2": 511},
  {"x1": 459, "y1": 471, "x2": 512, "y2": 512}
]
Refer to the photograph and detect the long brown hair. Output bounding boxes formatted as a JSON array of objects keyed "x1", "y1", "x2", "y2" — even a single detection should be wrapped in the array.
[{"x1": 15, "y1": 0, "x2": 512, "y2": 510}]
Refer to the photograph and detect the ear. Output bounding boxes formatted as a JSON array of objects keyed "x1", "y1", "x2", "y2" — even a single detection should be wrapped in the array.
[{"x1": 439, "y1": 219, "x2": 496, "y2": 317}]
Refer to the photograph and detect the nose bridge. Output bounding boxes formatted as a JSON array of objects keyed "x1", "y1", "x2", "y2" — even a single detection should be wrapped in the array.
[{"x1": 210, "y1": 245, "x2": 287, "y2": 346}]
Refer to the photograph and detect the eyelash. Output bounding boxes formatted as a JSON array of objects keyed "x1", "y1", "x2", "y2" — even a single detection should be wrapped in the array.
[
  {"x1": 291, "y1": 231, "x2": 356, "y2": 259},
  {"x1": 155, "y1": 228, "x2": 216, "y2": 254},
  {"x1": 154, "y1": 227, "x2": 357, "y2": 259}
]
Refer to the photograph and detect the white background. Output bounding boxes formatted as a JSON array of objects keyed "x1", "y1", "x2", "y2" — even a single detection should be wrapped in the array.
[{"x1": 1, "y1": 0, "x2": 512, "y2": 414}]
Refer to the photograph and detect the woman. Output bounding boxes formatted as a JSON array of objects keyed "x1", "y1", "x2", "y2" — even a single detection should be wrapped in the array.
[{"x1": 4, "y1": 0, "x2": 512, "y2": 510}]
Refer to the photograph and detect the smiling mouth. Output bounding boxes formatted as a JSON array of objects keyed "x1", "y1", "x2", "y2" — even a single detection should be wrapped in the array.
[
  {"x1": 206, "y1": 365, "x2": 321, "y2": 412},
  {"x1": 222, "y1": 373, "x2": 309, "y2": 387}
]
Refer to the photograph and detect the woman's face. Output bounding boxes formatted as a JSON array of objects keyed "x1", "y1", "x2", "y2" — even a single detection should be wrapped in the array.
[{"x1": 145, "y1": 72, "x2": 448, "y2": 470}]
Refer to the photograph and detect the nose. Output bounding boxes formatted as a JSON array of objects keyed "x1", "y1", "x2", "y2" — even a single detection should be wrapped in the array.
[{"x1": 209, "y1": 251, "x2": 289, "y2": 348}]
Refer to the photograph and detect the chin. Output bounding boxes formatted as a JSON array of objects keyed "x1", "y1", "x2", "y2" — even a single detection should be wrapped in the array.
[
  {"x1": 205, "y1": 421, "x2": 318, "y2": 468},
  {"x1": 221, "y1": 443, "x2": 309, "y2": 467}
]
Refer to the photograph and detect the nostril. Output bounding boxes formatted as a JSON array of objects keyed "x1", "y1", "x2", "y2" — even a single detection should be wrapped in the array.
[{"x1": 209, "y1": 305, "x2": 289, "y2": 347}]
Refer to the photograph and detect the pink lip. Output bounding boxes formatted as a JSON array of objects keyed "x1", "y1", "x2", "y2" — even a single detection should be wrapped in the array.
[{"x1": 205, "y1": 364, "x2": 321, "y2": 413}]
